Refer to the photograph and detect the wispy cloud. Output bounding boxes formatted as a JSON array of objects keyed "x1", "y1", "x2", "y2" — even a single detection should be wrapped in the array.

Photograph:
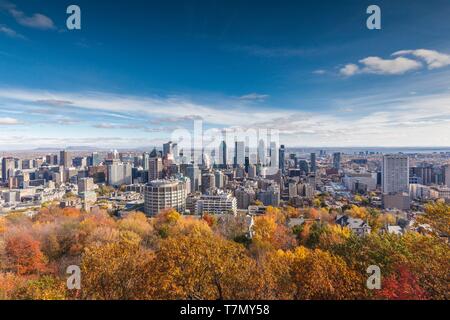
[
  {"x1": 34, "y1": 99, "x2": 74, "y2": 107},
  {"x1": 0, "y1": 25, "x2": 25, "y2": 39},
  {"x1": 238, "y1": 93, "x2": 270, "y2": 101},
  {"x1": 312, "y1": 69, "x2": 326, "y2": 75},
  {"x1": 0, "y1": 86, "x2": 449, "y2": 147},
  {"x1": 225, "y1": 44, "x2": 313, "y2": 57},
  {"x1": 1, "y1": 1, "x2": 55, "y2": 30}
]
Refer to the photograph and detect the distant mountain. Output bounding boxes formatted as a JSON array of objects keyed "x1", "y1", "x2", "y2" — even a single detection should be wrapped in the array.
[{"x1": 32, "y1": 146, "x2": 107, "y2": 152}]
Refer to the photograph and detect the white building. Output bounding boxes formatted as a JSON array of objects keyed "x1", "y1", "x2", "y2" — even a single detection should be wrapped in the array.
[
  {"x1": 382, "y1": 154, "x2": 409, "y2": 194},
  {"x1": 144, "y1": 179, "x2": 186, "y2": 216},
  {"x1": 195, "y1": 192, "x2": 237, "y2": 215},
  {"x1": 343, "y1": 172, "x2": 377, "y2": 192}
]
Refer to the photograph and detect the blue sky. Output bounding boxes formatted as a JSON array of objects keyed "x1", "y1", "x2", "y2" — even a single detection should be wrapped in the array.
[{"x1": 1, "y1": 0, "x2": 450, "y2": 149}]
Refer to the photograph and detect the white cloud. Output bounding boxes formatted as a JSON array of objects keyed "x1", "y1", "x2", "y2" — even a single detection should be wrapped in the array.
[
  {"x1": 359, "y1": 56, "x2": 422, "y2": 75},
  {"x1": 0, "y1": 87, "x2": 449, "y2": 148},
  {"x1": 340, "y1": 64, "x2": 359, "y2": 76},
  {"x1": 7, "y1": 5, "x2": 54, "y2": 30},
  {"x1": 0, "y1": 88, "x2": 289, "y2": 127},
  {"x1": 393, "y1": 49, "x2": 450, "y2": 70},
  {"x1": 339, "y1": 49, "x2": 450, "y2": 77},
  {"x1": 0, "y1": 117, "x2": 21, "y2": 125}
]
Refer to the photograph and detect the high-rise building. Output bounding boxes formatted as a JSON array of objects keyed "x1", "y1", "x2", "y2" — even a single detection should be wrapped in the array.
[
  {"x1": 60, "y1": 150, "x2": 72, "y2": 168},
  {"x1": 382, "y1": 154, "x2": 409, "y2": 194},
  {"x1": 214, "y1": 170, "x2": 225, "y2": 189},
  {"x1": 443, "y1": 164, "x2": 450, "y2": 188},
  {"x1": 201, "y1": 172, "x2": 216, "y2": 194},
  {"x1": 142, "y1": 152, "x2": 150, "y2": 171},
  {"x1": 257, "y1": 139, "x2": 266, "y2": 165},
  {"x1": 332, "y1": 152, "x2": 341, "y2": 170},
  {"x1": 257, "y1": 184, "x2": 280, "y2": 207},
  {"x1": 279, "y1": 145, "x2": 286, "y2": 173},
  {"x1": 78, "y1": 177, "x2": 95, "y2": 194},
  {"x1": 186, "y1": 165, "x2": 201, "y2": 192},
  {"x1": 148, "y1": 157, "x2": 163, "y2": 181},
  {"x1": 310, "y1": 153, "x2": 317, "y2": 172},
  {"x1": 163, "y1": 141, "x2": 174, "y2": 157},
  {"x1": 248, "y1": 164, "x2": 257, "y2": 178},
  {"x1": 410, "y1": 164, "x2": 433, "y2": 185},
  {"x1": 107, "y1": 161, "x2": 132, "y2": 186},
  {"x1": 91, "y1": 152, "x2": 101, "y2": 166},
  {"x1": 218, "y1": 141, "x2": 227, "y2": 167},
  {"x1": 73, "y1": 157, "x2": 87, "y2": 168},
  {"x1": 269, "y1": 142, "x2": 278, "y2": 169},
  {"x1": 1, "y1": 157, "x2": 15, "y2": 183},
  {"x1": 234, "y1": 141, "x2": 245, "y2": 167},
  {"x1": 144, "y1": 180, "x2": 186, "y2": 216},
  {"x1": 235, "y1": 187, "x2": 256, "y2": 210}
]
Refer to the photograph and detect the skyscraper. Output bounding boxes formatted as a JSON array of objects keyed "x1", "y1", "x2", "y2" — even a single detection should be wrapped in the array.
[
  {"x1": 257, "y1": 139, "x2": 266, "y2": 166},
  {"x1": 201, "y1": 172, "x2": 216, "y2": 193},
  {"x1": 163, "y1": 141, "x2": 174, "y2": 157},
  {"x1": 443, "y1": 164, "x2": 450, "y2": 188},
  {"x1": 107, "y1": 161, "x2": 132, "y2": 187},
  {"x1": 60, "y1": 150, "x2": 72, "y2": 168},
  {"x1": 148, "y1": 157, "x2": 163, "y2": 181},
  {"x1": 310, "y1": 153, "x2": 317, "y2": 173},
  {"x1": 219, "y1": 141, "x2": 227, "y2": 167},
  {"x1": 279, "y1": 145, "x2": 286, "y2": 173},
  {"x1": 269, "y1": 142, "x2": 278, "y2": 169},
  {"x1": 91, "y1": 152, "x2": 101, "y2": 166},
  {"x1": 234, "y1": 141, "x2": 245, "y2": 167},
  {"x1": 186, "y1": 164, "x2": 201, "y2": 192},
  {"x1": 142, "y1": 152, "x2": 150, "y2": 171},
  {"x1": 1, "y1": 157, "x2": 15, "y2": 183},
  {"x1": 382, "y1": 154, "x2": 409, "y2": 194},
  {"x1": 333, "y1": 152, "x2": 341, "y2": 170}
]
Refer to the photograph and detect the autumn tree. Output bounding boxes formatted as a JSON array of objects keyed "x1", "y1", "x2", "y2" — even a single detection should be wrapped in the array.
[
  {"x1": 0, "y1": 273, "x2": 25, "y2": 300},
  {"x1": 117, "y1": 211, "x2": 153, "y2": 245},
  {"x1": 81, "y1": 241, "x2": 155, "y2": 300},
  {"x1": 152, "y1": 231, "x2": 259, "y2": 300},
  {"x1": 416, "y1": 202, "x2": 450, "y2": 238},
  {"x1": 5, "y1": 232, "x2": 46, "y2": 275},
  {"x1": 13, "y1": 276, "x2": 67, "y2": 300},
  {"x1": 377, "y1": 265, "x2": 427, "y2": 300},
  {"x1": 252, "y1": 213, "x2": 296, "y2": 252},
  {"x1": 287, "y1": 247, "x2": 366, "y2": 299}
]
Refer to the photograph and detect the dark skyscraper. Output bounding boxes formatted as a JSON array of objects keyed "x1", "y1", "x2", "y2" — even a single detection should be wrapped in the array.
[
  {"x1": 279, "y1": 145, "x2": 286, "y2": 173},
  {"x1": 333, "y1": 152, "x2": 341, "y2": 170},
  {"x1": 310, "y1": 153, "x2": 317, "y2": 172},
  {"x1": 219, "y1": 141, "x2": 227, "y2": 167}
]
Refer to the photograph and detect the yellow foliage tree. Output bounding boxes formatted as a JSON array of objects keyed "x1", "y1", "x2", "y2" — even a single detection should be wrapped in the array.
[{"x1": 151, "y1": 232, "x2": 259, "y2": 300}]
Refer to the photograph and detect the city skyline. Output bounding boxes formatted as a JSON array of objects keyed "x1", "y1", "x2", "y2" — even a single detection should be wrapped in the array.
[{"x1": 1, "y1": 0, "x2": 450, "y2": 149}]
